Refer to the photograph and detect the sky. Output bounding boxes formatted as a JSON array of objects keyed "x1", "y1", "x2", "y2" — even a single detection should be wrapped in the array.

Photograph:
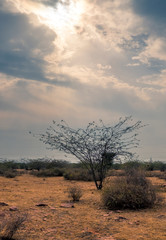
[{"x1": 0, "y1": 0, "x2": 166, "y2": 162}]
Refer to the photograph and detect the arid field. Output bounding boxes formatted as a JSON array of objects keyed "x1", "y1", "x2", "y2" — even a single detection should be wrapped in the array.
[{"x1": 0, "y1": 174, "x2": 166, "y2": 240}]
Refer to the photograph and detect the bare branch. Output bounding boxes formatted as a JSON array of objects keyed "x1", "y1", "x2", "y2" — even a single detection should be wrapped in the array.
[{"x1": 32, "y1": 116, "x2": 145, "y2": 189}]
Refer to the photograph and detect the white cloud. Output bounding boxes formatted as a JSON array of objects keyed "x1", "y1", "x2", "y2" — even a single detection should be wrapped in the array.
[
  {"x1": 127, "y1": 63, "x2": 140, "y2": 67},
  {"x1": 133, "y1": 37, "x2": 166, "y2": 64},
  {"x1": 137, "y1": 69, "x2": 166, "y2": 88},
  {"x1": 97, "y1": 64, "x2": 112, "y2": 70}
]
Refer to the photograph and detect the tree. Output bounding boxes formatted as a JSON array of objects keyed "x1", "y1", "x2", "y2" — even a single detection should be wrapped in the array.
[{"x1": 34, "y1": 116, "x2": 144, "y2": 190}]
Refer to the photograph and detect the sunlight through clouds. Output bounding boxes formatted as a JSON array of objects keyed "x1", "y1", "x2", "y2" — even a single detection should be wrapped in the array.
[{"x1": 0, "y1": 0, "x2": 166, "y2": 161}]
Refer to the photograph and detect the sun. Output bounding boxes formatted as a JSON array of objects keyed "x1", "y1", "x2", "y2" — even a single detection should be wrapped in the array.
[
  {"x1": 37, "y1": 0, "x2": 85, "y2": 35},
  {"x1": 8, "y1": 0, "x2": 86, "y2": 52}
]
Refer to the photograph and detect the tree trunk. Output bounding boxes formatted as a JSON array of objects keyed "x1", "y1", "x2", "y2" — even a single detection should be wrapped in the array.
[
  {"x1": 89, "y1": 164, "x2": 100, "y2": 190},
  {"x1": 98, "y1": 182, "x2": 103, "y2": 190}
]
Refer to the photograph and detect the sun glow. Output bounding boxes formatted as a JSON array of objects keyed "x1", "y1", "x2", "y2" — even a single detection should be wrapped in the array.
[
  {"x1": 37, "y1": 0, "x2": 85, "y2": 35},
  {"x1": 8, "y1": 0, "x2": 86, "y2": 55}
]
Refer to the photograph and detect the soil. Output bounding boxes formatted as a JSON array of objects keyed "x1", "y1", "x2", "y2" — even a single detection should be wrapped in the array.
[{"x1": 0, "y1": 174, "x2": 166, "y2": 240}]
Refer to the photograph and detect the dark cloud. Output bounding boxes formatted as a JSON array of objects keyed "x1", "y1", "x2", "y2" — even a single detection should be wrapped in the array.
[
  {"x1": 95, "y1": 24, "x2": 107, "y2": 36},
  {"x1": 132, "y1": 0, "x2": 166, "y2": 36},
  {"x1": 0, "y1": 9, "x2": 79, "y2": 88},
  {"x1": 132, "y1": 0, "x2": 166, "y2": 21},
  {"x1": 0, "y1": 50, "x2": 46, "y2": 81},
  {"x1": 0, "y1": 11, "x2": 56, "y2": 81}
]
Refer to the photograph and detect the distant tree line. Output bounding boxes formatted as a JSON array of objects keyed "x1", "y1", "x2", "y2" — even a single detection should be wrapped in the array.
[{"x1": 0, "y1": 158, "x2": 165, "y2": 173}]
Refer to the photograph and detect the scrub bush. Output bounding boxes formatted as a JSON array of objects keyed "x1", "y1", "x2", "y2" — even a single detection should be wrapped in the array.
[
  {"x1": 0, "y1": 214, "x2": 27, "y2": 239},
  {"x1": 68, "y1": 186, "x2": 83, "y2": 202},
  {"x1": 30, "y1": 168, "x2": 65, "y2": 177},
  {"x1": 4, "y1": 170, "x2": 18, "y2": 178},
  {"x1": 63, "y1": 169, "x2": 95, "y2": 181},
  {"x1": 102, "y1": 169, "x2": 156, "y2": 210}
]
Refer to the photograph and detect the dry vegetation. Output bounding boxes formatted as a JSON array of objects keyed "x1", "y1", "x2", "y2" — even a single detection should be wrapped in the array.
[{"x1": 0, "y1": 174, "x2": 166, "y2": 240}]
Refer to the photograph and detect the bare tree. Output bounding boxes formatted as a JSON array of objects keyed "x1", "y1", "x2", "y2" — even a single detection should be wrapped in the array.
[{"x1": 34, "y1": 116, "x2": 144, "y2": 190}]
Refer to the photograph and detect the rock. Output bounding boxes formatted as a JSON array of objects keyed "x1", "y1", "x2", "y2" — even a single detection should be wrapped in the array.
[
  {"x1": 114, "y1": 216, "x2": 127, "y2": 221},
  {"x1": 103, "y1": 214, "x2": 110, "y2": 217},
  {"x1": 60, "y1": 203, "x2": 74, "y2": 208},
  {"x1": 103, "y1": 212, "x2": 113, "y2": 217},
  {"x1": 115, "y1": 210, "x2": 123, "y2": 213},
  {"x1": 0, "y1": 202, "x2": 8, "y2": 206},
  {"x1": 128, "y1": 220, "x2": 140, "y2": 225},
  {"x1": 135, "y1": 220, "x2": 140, "y2": 225},
  {"x1": 36, "y1": 203, "x2": 48, "y2": 207},
  {"x1": 50, "y1": 207, "x2": 56, "y2": 211},
  {"x1": 9, "y1": 206, "x2": 18, "y2": 211},
  {"x1": 128, "y1": 222, "x2": 133, "y2": 225}
]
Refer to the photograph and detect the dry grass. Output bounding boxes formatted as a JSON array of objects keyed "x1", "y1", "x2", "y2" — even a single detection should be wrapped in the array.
[
  {"x1": 67, "y1": 186, "x2": 83, "y2": 202},
  {"x1": 0, "y1": 213, "x2": 27, "y2": 239},
  {"x1": 0, "y1": 174, "x2": 165, "y2": 240}
]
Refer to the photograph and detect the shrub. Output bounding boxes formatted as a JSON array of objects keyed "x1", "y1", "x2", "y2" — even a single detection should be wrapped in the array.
[
  {"x1": 158, "y1": 171, "x2": 166, "y2": 181},
  {"x1": 111, "y1": 163, "x2": 122, "y2": 170},
  {"x1": 107, "y1": 169, "x2": 125, "y2": 177},
  {"x1": 101, "y1": 169, "x2": 156, "y2": 210},
  {"x1": 63, "y1": 169, "x2": 95, "y2": 181},
  {"x1": 30, "y1": 168, "x2": 65, "y2": 177},
  {"x1": 4, "y1": 170, "x2": 18, "y2": 178},
  {"x1": 145, "y1": 161, "x2": 166, "y2": 172},
  {"x1": 68, "y1": 186, "x2": 83, "y2": 202},
  {"x1": 26, "y1": 159, "x2": 70, "y2": 171},
  {"x1": 122, "y1": 160, "x2": 144, "y2": 170},
  {"x1": 0, "y1": 214, "x2": 27, "y2": 239}
]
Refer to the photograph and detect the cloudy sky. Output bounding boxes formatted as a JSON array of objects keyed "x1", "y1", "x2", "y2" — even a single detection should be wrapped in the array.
[{"x1": 0, "y1": 0, "x2": 166, "y2": 162}]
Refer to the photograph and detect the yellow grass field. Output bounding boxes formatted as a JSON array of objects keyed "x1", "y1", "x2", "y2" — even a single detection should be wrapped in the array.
[{"x1": 0, "y1": 174, "x2": 166, "y2": 240}]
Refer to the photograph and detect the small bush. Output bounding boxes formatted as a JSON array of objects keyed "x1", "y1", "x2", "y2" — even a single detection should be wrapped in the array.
[
  {"x1": 0, "y1": 214, "x2": 27, "y2": 239},
  {"x1": 158, "y1": 171, "x2": 166, "y2": 181},
  {"x1": 122, "y1": 160, "x2": 144, "y2": 170},
  {"x1": 102, "y1": 169, "x2": 157, "y2": 210},
  {"x1": 4, "y1": 170, "x2": 18, "y2": 178},
  {"x1": 30, "y1": 168, "x2": 65, "y2": 177},
  {"x1": 107, "y1": 169, "x2": 125, "y2": 177},
  {"x1": 68, "y1": 186, "x2": 83, "y2": 202},
  {"x1": 145, "y1": 161, "x2": 166, "y2": 172},
  {"x1": 63, "y1": 169, "x2": 95, "y2": 181}
]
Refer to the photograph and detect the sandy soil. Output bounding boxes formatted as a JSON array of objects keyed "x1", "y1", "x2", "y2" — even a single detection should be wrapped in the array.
[{"x1": 0, "y1": 174, "x2": 166, "y2": 240}]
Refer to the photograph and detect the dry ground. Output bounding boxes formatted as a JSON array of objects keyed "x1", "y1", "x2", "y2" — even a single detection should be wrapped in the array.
[{"x1": 0, "y1": 174, "x2": 166, "y2": 240}]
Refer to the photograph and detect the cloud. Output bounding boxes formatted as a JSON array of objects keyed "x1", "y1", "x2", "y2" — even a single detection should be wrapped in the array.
[
  {"x1": 0, "y1": 74, "x2": 78, "y2": 130},
  {"x1": 133, "y1": 0, "x2": 166, "y2": 22},
  {"x1": 132, "y1": 0, "x2": 166, "y2": 39},
  {"x1": 132, "y1": 37, "x2": 166, "y2": 65},
  {"x1": 0, "y1": 0, "x2": 166, "y2": 160},
  {"x1": 127, "y1": 63, "x2": 140, "y2": 67},
  {"x1": 33, "y1": 0, "x2": 58, "y2": 6},
  {"x1": 97, "y1": 64, "x2": 112, "y2": 70},
  {"x1": 0, "y1": 10, "x2": 57, "y2": 81},
  {"x1": 137, "y1": 69, "x2": 166, "y2": 89}
]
